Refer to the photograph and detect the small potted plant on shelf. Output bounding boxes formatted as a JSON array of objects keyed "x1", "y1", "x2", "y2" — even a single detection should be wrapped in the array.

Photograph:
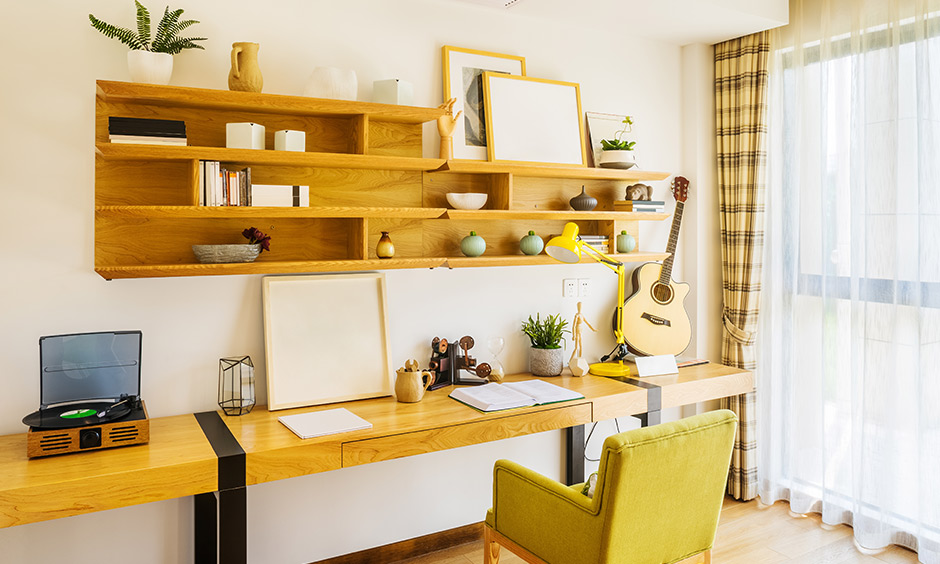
[
  {"x1": 89, "y1": 1, "x2": 207, "y2": 85},
  {"x1": 598, "y1": 116, "x2": 636, "y2": 170},
  {"x1": 191, "y1": 227, "x2": 270, "y2": 264},
  {"x1": 521, "y1": 313, "x2": 569, "y2": 377}
]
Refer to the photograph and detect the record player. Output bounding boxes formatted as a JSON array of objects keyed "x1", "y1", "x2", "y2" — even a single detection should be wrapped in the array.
[{"x1": 22, "y1": 331, "x2": 149, "y2": 458}]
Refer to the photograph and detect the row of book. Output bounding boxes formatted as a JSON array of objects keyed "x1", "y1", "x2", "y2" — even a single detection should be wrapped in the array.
[
  {"x1": 579, "y1": 235, "x2": 609, "y2": 254},
  {"x1": 108, "y1": 116, "x2": 187, "y2": 146},
  {"x1": 199, "y1": 160, "x2": 309, "y2": 208},
  {"x1": 613, "y1": 200, "x2": 666, "y2": 213}
]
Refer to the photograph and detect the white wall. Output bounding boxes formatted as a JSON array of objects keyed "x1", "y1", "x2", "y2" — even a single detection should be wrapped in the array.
[{"x1": 0, "y1": 1, "x2": 712, "y2": 561}]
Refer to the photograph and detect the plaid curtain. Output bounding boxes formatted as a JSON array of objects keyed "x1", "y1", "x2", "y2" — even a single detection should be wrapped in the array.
[{"x1": 715, "y1": 30, "x2": 770, "y2": 501}]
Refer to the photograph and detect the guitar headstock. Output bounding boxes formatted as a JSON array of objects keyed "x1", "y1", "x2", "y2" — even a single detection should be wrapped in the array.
[{"x1": 672, "y1": 176, "x2": 689, "y2": 203}]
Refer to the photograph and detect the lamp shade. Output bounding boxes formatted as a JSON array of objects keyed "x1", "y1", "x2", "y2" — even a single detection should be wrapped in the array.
[{"x1": 545, "y1": 222, "x2": 582, "y2": 264}]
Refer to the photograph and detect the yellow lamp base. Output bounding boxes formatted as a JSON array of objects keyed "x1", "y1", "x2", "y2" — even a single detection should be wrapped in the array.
[{"x1": 588, "y1": 361, "x2": 631, "y2": 378}]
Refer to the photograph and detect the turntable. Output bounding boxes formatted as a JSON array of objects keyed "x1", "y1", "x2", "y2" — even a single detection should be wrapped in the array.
[{"x1": 22, "y1": 331, "x2": 149, "y2": 458}]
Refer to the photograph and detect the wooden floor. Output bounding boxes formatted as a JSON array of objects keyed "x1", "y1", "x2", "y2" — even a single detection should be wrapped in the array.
[{"x1": 397, "y1": 498, "x2": 921, "y2": 564}]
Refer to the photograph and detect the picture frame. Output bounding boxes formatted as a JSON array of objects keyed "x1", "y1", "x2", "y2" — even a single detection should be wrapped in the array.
[
  {"x1": 482, "y1": 73, "x2": 586, "y2": 167},
  {"x1": 442, "y1": 46, "x2": 526, "y2": 160},
  {"x1": 585, "y1": 111, "x2": 636, "y2": 168},
  {"x1": 262, "y1": 272, "x2": 392, "y2": 411}
]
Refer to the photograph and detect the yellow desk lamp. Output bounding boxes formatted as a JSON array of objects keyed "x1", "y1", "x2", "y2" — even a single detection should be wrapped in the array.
[{"x1": 545, "y1": 223, "x2": 630, "y2": 377}]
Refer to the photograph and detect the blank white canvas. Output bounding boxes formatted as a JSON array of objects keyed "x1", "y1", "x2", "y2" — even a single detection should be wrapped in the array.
[
  {"x1": 263, "y1": 273, "x2": 392, "y2": 410},
  {"x1": 485, "y1": 75, "x2": 584, "y2": 166}
]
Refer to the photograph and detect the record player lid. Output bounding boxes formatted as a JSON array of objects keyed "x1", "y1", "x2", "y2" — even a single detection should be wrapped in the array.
[{"x1": 39, "y1": 331, "x2": 142, "y2": 409}]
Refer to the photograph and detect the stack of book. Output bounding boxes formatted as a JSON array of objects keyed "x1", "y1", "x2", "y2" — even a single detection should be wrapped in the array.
[
  {"x1": 108, "y1": 117, "x2": 186, "y2": 146},
  {"x1": 578, "y1": 235, "x2": 609, "y2": 254},
  {"x1": 613, "y1": 200, "x2": 666, "y2": 213},
  {"x1": 199, "y1": 160, "x2": 309, "y2": 208}
]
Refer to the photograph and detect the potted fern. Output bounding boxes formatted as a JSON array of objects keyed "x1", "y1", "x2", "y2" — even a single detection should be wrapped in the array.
[
  {"x1": 521, "y1": 313, "x2": 569, "y2": 377},
  {"x1": 89, "y1": 1, "x2": 206, "y2": 85},
  {"x1": 598, "y1": 116, "x2": 636, "y2": 170}
]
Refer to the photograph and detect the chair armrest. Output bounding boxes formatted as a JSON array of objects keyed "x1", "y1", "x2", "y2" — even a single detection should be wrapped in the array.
[{"x1": 491, "y1": 460, "x2": 602, "y2": 563}]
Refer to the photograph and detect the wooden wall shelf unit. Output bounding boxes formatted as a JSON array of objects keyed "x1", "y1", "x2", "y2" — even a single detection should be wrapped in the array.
[{"x1": 95, "y1": 80, "x2": 672, "y2": 279}]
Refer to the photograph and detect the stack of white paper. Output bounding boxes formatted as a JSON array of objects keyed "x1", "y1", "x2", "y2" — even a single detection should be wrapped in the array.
[{"x1": 277, "y1": 407, "x2": 372, "y2": 439}]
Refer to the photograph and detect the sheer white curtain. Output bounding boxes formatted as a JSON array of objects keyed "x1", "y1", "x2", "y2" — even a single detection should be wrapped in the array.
[{"x1": 759, "y1": 0, "x2": 940, "y2": 561}]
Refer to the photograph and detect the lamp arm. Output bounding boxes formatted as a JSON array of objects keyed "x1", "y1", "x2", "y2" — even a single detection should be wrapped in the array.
[
  {"x1": 577, "y1": 242, "x2": 621, "y2": 273},
  {"x1": 577, "y1": 242, "x2": 627, "y2": 347}
]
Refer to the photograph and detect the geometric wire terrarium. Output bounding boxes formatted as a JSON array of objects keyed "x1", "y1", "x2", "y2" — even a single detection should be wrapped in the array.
[{"x1": 218, "y1": 355, "x2": 255, "y2": 416}]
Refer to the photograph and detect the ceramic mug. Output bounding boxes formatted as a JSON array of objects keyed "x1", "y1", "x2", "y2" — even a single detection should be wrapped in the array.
[{"x1": 395, "y1": 369, "x2": 435, "y2": 403}]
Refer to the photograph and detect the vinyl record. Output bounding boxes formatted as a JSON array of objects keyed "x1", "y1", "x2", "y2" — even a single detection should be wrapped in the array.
[{"x1": 22, "y1": 400, "x2": 132, "y2": 429}]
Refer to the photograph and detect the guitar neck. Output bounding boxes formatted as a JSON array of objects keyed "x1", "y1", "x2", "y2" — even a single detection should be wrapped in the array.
[{"x1": 659, "y1": 201, "x2": 684, "y2": 284}]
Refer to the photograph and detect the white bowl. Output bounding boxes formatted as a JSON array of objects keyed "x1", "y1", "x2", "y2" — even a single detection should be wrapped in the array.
[{"x1": 446, "y1": 192, "x2": 488, "y2": 210}]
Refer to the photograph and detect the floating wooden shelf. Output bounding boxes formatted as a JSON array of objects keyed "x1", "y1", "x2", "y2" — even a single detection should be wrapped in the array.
[
  {"x1": 96, "y1": 206, "x2": 447, "y2": 220},
  {"x1": 97, "y1": 80, "x2": 446, "y2": 124},
  {"x1": 443, "y1": 252, "x2": 669, "y2": 269},
  {"x1": 443, "y1": 210, "x2": 670, "y2": 221},
  {"x1": 96, "y1": 143, "x2": 444, "y2": 171},
  {"x1": 434, "y1": 160, "x2": 671, "y2": 181},
  {"x1": 96, "y1": 258, "x2": 449, "y2": 280},
  {"x1": 94, "y1": 80, "x2": 674, "y2": 279}
]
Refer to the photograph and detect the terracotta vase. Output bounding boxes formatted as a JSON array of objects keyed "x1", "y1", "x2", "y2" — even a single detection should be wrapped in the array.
[{"x1": 228, "y1": 42, "x2": 263, "y2": 93}]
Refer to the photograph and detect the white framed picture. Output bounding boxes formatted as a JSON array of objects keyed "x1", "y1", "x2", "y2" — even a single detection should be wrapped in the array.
[
  {"x1": 482, "y1": 73, "x2": 586, "y2": 167},
  {"x1": 442, "y1": 46, "x2": 526, "y2": 160},
  {"x1": 262, "y1": 272, "x2": 392, "y2": 411}
]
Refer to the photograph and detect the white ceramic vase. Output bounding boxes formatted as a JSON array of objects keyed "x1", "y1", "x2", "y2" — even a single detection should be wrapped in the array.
[
  {"x1": 303, "y1": 67, "x2": 357, "y2": 101},
  {"x1": 127, "y1": 51, "x2": 173, "y2": 85}
]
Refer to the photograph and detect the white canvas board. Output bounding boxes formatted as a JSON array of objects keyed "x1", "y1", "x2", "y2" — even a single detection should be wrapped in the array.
[
  {"x1": 483, "y1": 74, "x2": 585, "y2": 166},
  {"x1": 262, "y1": 273, "x2": 392, "y2": 410}
]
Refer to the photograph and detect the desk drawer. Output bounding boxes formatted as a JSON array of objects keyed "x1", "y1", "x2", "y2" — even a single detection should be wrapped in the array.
[{"x1": 342, "y1": 403, "x2": 592, "y2": 467}]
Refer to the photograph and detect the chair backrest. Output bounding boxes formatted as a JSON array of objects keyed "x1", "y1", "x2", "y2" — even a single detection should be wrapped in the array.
[{"x1": 593, "y1": 409, "x2": 737, "y2": 564}]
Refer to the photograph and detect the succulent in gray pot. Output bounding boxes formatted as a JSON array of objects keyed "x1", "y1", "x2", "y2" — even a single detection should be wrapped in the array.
[{"x1": 521, "y1": 313, "x2": 569, "y2": 377}]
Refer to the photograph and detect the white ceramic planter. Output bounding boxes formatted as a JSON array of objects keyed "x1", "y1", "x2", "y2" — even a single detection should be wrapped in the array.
[
  {"x1": 598, "y1": 149, "x2": 636, "y2": 169},
  {"x1": 530, "y1": 347, "x2": 564, "y2": 377},
  {"x1": 127, "y1": 51, "x2": 173, "y2": 85}
]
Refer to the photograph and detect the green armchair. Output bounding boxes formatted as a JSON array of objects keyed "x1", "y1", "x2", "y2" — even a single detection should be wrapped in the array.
[{"x1": 484, "y1": 409, "x2": 738, "y2": 564}]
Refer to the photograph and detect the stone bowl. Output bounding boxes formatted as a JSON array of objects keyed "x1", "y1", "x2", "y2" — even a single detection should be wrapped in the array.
[{"x1": 192, "y1": 244, "x2": 262, "y2": 264}]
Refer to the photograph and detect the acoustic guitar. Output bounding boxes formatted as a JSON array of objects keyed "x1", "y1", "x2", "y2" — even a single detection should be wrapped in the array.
[{"x1": 618, "y1": 176, "x2": 692, "y2": 357}]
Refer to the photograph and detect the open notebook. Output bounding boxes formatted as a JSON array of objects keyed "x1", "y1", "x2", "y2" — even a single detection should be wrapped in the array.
[{"x1": 448, "y1": 380, "x2": 583, "y2": 412}]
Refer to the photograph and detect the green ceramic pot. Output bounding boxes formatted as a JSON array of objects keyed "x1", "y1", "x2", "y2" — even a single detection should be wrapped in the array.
[
  {"x1": 460, "y1": 231, "x2": 486, "y2": 257},
  {"x1": 616, "y1": 230, "x2": 636, "y2": 253},
  {"x1": 519, "y1": 231, "x2": 544, "y2": 255}
]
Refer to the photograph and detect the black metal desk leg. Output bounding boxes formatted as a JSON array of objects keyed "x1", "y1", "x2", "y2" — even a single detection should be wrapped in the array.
[
  {"x1": 219, "y1": 486, "x2": 247, "y2": 564},
  {"x1": 565, "y1": 425, "x2": 585, "y2": 485},
  {"x1": 637, "y1": 410, "x2": 661, "y2": 427},
  {"x1": 194, "y1": 492, "x2": 217, "y2": 563}
]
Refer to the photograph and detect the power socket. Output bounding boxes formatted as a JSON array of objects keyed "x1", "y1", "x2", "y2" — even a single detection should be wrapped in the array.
[
  {"x1": 563, "y1": 278, "x2": 577, "y2": 298},
  {"x1": 578, "y1": 278, "x2": 591, "y2": 297}
]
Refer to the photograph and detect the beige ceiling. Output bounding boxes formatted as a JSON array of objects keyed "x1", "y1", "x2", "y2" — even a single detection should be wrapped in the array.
[{"x1": 447, "y1": 0, "x2": 789, "y2": 46}]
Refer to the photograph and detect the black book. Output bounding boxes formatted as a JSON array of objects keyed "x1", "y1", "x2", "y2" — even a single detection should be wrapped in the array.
[{"x1": 109, "y1": 116, "x2": 186, "y2": 138}]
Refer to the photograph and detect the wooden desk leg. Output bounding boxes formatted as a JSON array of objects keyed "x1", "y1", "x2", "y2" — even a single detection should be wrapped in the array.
[
  {"x1": 565, "y1": 425, "x2": 585, "y2": 485},
  {"x1": 194, "y1": 492, "x2": 217, "y2": 562}
]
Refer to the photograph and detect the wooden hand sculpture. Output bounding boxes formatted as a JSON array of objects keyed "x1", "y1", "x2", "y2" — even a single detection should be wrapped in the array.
[{"x1": 437, "y1": 97, "x2": 462, "y2": 160}]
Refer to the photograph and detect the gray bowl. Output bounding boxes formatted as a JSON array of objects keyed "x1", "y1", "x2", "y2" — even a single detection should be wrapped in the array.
[{"x1": 192, "y1": 244, "x2": 262, "y2": 264}]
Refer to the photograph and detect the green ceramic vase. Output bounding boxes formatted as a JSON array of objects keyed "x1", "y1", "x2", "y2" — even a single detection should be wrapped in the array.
[
  {"x1": 519, "y1": 231, "x2": 544, "y2": 255},
  {"x1": 616, "y1": 230, "x2": 636, "y2": 253},
  {"x1": 460, "y1": 231, "x2": 486, "y2": 257}
]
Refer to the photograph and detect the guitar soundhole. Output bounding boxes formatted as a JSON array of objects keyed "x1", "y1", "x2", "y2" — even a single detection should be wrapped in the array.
[{"x1": 651, "y1": 283, "x2": 674, "y2": 305}]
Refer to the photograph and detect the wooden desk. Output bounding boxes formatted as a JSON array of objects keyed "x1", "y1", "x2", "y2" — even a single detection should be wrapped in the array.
[
  {"x1": 0, "y1": 414, "x2": 217, "y2": 528},
  {"x1": 0, "y1": 363, "x2": 752, "y2": 563}
]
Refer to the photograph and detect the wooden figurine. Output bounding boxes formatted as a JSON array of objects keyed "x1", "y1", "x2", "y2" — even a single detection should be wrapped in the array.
[
  {"x1": 569, "y1": 302, "x2": 595, "y2": 377},
  {"x1": 437, "y1": 98, "x2": 462, "y2": 160}
]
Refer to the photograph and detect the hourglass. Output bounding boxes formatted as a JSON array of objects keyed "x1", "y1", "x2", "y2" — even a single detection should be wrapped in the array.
[{"x1": 487, "y1": 336, "x2": 505, "y2": 382}]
